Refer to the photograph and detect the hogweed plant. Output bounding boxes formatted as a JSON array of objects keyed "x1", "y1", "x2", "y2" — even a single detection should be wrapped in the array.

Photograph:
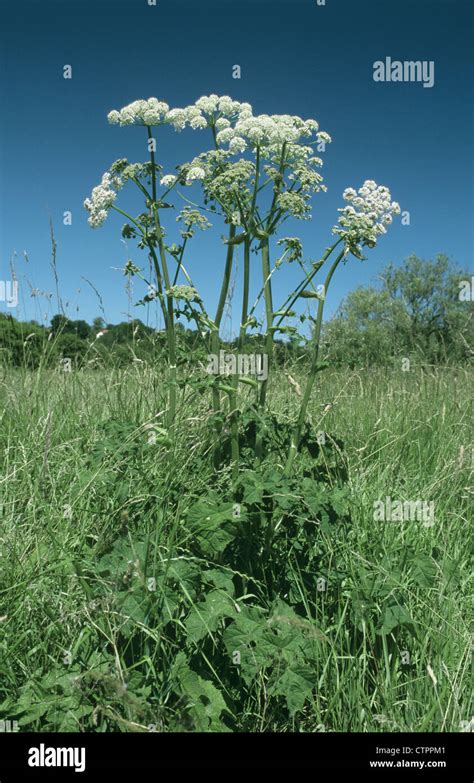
[
  {"x1": 85, "y1": 93, "x2": 401, "y2": 620},
  {"x1": 85, "y1": 94, "x2": 399, "y2": 479},
  {"x1": 6, "y1": 92, "x2": 453, "y2": 737}
]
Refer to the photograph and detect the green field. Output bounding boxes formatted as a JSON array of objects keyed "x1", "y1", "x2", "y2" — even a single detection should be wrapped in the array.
[{"x1": 0, "y1": 364, "x2": 472, "y2": 732}]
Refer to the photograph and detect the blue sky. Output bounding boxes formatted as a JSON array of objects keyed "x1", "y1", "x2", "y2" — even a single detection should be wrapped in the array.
[{"x1": 0, "y1": 0, "x2": 472, "y2": 333}]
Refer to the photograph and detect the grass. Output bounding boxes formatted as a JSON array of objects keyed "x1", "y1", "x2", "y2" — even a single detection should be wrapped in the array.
[{"x1": 0, "y1": 362, "x2": 472, "y2": 732}]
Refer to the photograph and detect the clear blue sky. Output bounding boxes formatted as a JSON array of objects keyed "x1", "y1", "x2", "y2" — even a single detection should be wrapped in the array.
[{"x1": 1, "y1": 0, "x2": 472, "y2": 333}]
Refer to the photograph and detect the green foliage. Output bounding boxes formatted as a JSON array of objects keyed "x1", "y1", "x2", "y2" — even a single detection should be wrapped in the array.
[
  {"x1": 323, "y1": 254, "x2": 473, "y2": 366},
  {"x1": 0, "y1": 365, "x2": 471, "y2": 731}
]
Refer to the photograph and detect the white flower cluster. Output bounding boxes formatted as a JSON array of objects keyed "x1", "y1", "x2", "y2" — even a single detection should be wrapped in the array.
[
  {"x1": 333, "y1": 180, "x2": 400, "y2": 248},
  {"x1": 166, "y1": 106, "x2": 207, "y2": 132},
  {"x1": 176, "y1": 206, "x2": 212, "y2": 237},
  {"x1": 108, "y1": 98, "x2": 170, "y2": 126},
  {"x1": 84, "y1": 172, "x2": 123, "y2": 227},
  {"x1": 164, "y1": 95, "x2": 252, "y2": 133},
  {"x1": 277, "y1": 191, "x2": 311, "y2": 220},
  {"x1": 185, "y1": 166, "x2": 206, "y2": 184},
  {"x1": 160, "y1": 174, "x2": 177, "y2": 187},
  {"x1": 216, "y1": 114, "x2": 327, "y2": 155},
  {"x1": 106, "y1": 95, "x2": 330, "y2": 160},
  {"x1": 96, "y1": 95, "x2": 333, "y2": 231},
  {"x1": 196, "y1": 94, "x2": 251, "y2": 117},
  {"x1": 107, "y1": 94, "x2": 251, "y2": 130}
]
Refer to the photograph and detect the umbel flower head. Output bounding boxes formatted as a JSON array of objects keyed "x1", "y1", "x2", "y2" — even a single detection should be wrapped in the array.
[
  {"x1": 277, "y1": 236, "x2": 304, "y2": 263},
  {"x1": 176, "y1": 206, "x2": 212, "y2": 238},
  {"x1": 107, "y1": 94, "x2": 251, "y2": 130},
  {"x1": 90, "y1": 95, "x2": 334, "y2": 233},
  {"x1": 160, "y1": 174, "x2": 177, "y2": 187},
  {"x1": 107, "y1": 98, "x2": 170, "y2": 126},
  {"x1": 166, "y1": 95, "x2": 253, "y2": 132},
  {"x1": 215, "y1": 113, "x2": 329, "y2": 156},
  {"x1": 84, "y1": 172, "x2": 123, "y2": 228},
  {"x1": 333, "y1": 180, "x2": 400, "y2": 254},
  {"x1": 106, "y1": 94, "x2": 330, "y2": 158}
]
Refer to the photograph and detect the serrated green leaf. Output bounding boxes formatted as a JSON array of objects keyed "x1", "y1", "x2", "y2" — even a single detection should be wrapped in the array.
[
  {"x1": 172, "y1": 653, "x2": 230, "y2": 731},
  {"x1": 185, "y1": 590, "x2": 237, "y2": 643},
  {"x1": 186, "y1": 499, "x2": 238, "y2": 557},
  {"x1": 202, "y1": 568, "x2": 235, "y2": 596},
  {"x1": 410, "y1": 554, "x2": 437, "y2": 587},
  {"x1": 270, "y1": 665, "x2": 317, "y2": 717}
]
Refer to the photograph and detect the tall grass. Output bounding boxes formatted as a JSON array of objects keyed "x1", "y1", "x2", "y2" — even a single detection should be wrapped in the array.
[{"x1": 0, "y1": 363, "x2": 471, "y2": 731}]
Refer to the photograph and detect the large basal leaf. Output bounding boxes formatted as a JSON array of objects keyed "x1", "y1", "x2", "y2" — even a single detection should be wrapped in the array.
[
  {"x1": 378, "y1": 603, "x2": 416, "y2": 636},
  {"x1": 223, "y1": 606, "x2": 277, "y2": 686},
  {"x1": 269, "y1": 664, "x2": 317, "y2": 717},
  {"x1": 201, "y1": 568, "x2": 236, "y2": 596},
  {"x1": 409, "y1": 552, "x2": 437, "y2": 587},
  {"x1": 185, "y1": 589, "x2": 238, "y2": 643},
  {"x1": 185, "y1": 498, "x2": 240, "y2": 557},
  {"x1": 172, "y1": 652, "x2": 230, "y2": 731}
]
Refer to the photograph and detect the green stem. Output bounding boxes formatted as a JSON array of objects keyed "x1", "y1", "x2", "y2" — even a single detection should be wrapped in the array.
[
  {"x1": 111, "y1": 205, "x2": 145, "y2": 234},
  {"x1": 284, "y1": 247, "x2": 346, "y2": 476},
  {"x1": 255, "y1": 238, "x2": 273, "y2": 462},
  {"x1": 239, "y1": 238, "x2": 251, "y2": 351},
  {"x1": 171, "y1": 236, "x2": 188, "y2": 286},
  {"x1": 147, "y1": 242, "x2": 170, "y2": 331},
  {"x1": 211, "y1": 223, "x2": 237, "y2": 468},
  {"x1": 265, "y1": 143, "x2": 287, "y2": 232},
  {"x1": 228, "y1": 236, "x2": 251, "y2": 484},
  {"x1": 147, "y1": 126, "x2": 177, "y2": 429},
  {"x1": 274, "y1": 238, "x2": 343, "y2": 329},
  {"x1": 250, "y1": 145, "x2": 260, "y2": 224}
]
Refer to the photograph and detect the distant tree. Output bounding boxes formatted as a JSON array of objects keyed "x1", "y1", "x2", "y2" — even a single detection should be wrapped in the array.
[
  {"x1": 70, "y1": 320, "x2": 91, "y2": 340},
  {"x1": 92, "y1": 316, "x2": 105, "y2": 334},
  {"x1": 50, "y1": 315, "x2": 90, "y2": 340},
  {"x1": 50, "y1": 314, "x2": 69, "y2": 335},
  {"x1": 53, "y1": 333, "x2": 88, "y2": 362},
  {"x1": 0, "y1": 314, "x2": 47, "y2": 367},
  {"x1": 106, "y1": 319, "x2": 154, "y2": 343},
  {"x1": 323, "y1": 254, "x2": 473, "y2": 366}
]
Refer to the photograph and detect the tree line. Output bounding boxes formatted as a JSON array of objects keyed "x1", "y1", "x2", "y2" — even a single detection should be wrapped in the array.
[{"x1": 0, "y1": 255, "x2": 471, "y2": 369}]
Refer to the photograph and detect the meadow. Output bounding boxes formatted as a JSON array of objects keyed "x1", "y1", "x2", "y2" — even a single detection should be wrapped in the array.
[
  {"x1": 0, "y1": 93, "x2": 472, "y2": 737},
  {"x1": 0, "y1": 362, "x2": 471, "y2": 732}
]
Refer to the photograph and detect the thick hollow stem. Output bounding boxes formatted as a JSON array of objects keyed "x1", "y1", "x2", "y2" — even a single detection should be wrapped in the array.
[
  {"x1": 228, "y1": 236, "x2": 251, "y2": 483},
  {"x1": 255, "y1": 238, "x2": 274, "y2": 463},
  {"x1": 210, "y1": 224, "x2": 236, "y2": 468},
  {"x1": 239, "y1": 238, "x2": 251, "y2": 350},
  {"x1": 147, "y1": 126, "x2": 177, "y2": 429},
  {"x1": 284, "y1": 247, "x2": 346, "y2": 476}
]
